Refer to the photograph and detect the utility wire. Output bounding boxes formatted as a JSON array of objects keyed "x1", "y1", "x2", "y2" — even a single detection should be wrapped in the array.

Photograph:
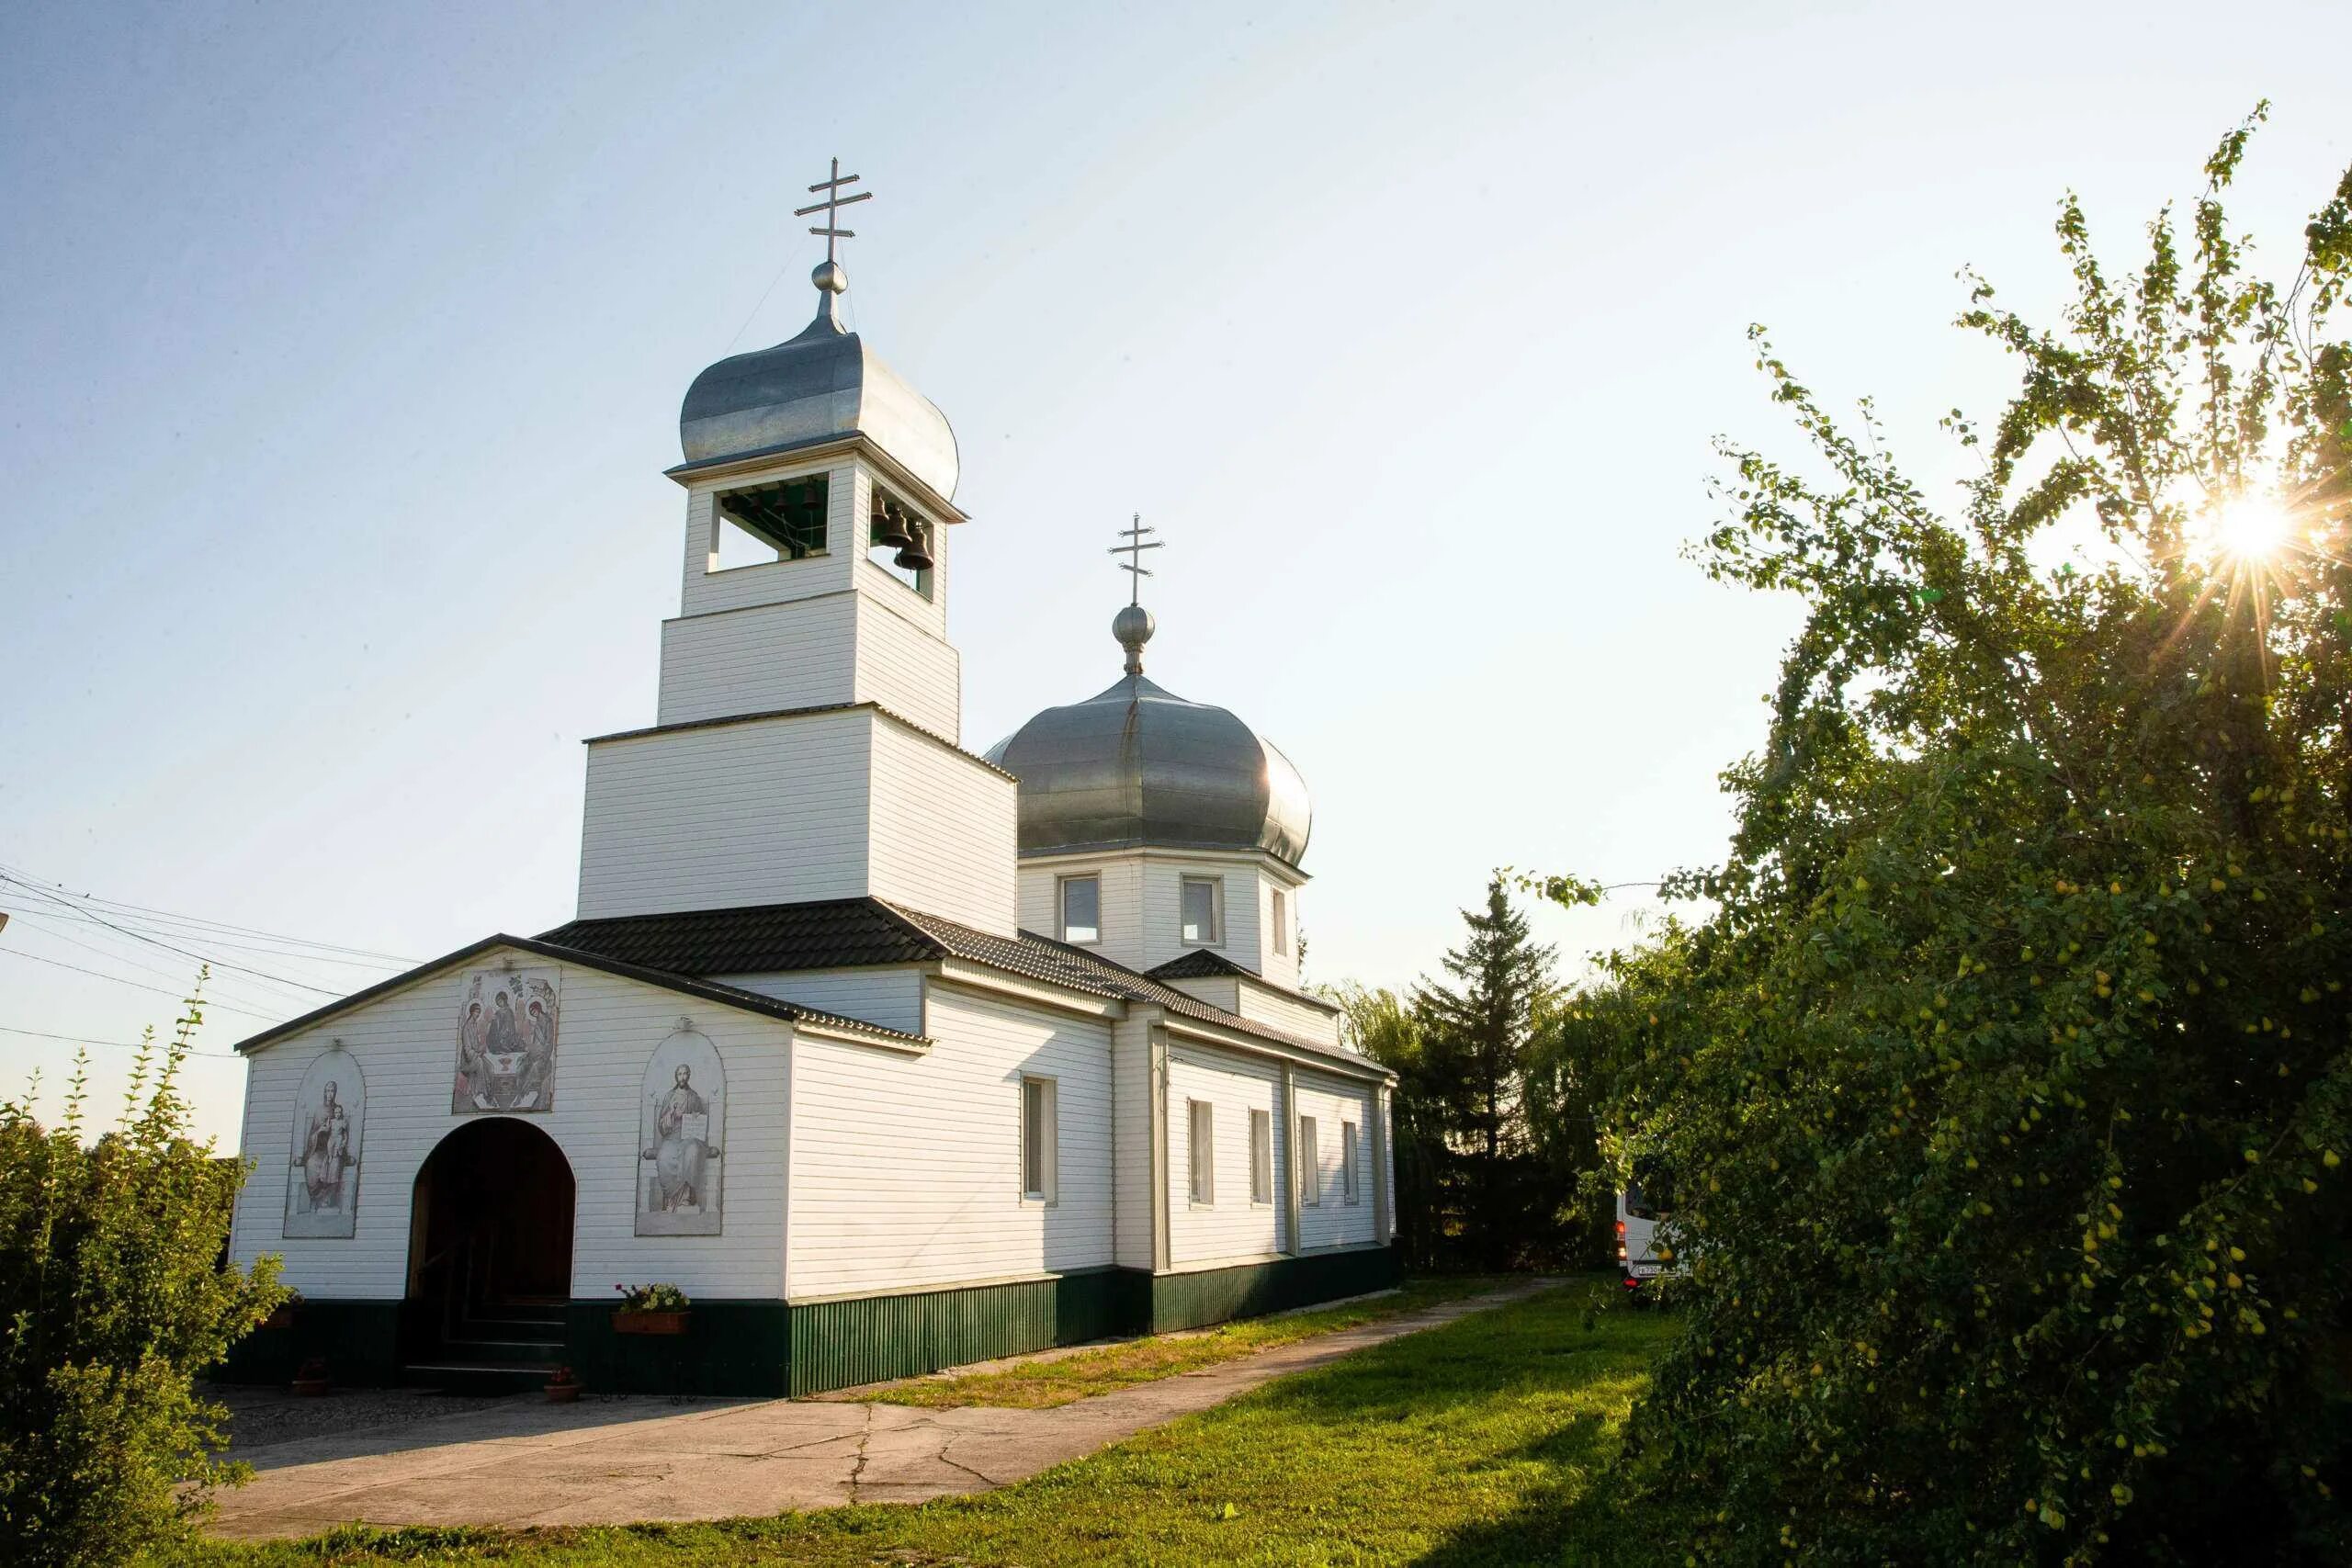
[
  {"x1": 0, "y1": 906, "x2": 318, "y2": 1019},
  {"x1": 0, "y1": 948, "x2": 281, "y2": 1022},
  {"x1": 0, "y1": 862, "x2": 421, "y2": 964},
  {"x1": 0, "y1": 1022, "x2": 242, "y2": 1060},
  {"x1": 0, "y1": 871, "x2": 345, "y2": 997}
]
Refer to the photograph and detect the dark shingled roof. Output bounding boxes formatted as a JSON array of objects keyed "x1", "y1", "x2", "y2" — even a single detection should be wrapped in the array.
[
  {"x1": 540, "y1": 897, "x2": 1383, "y2": 1077},
  {"x1": 1145, "y1": 947, "x2": 1343, "y2": 1016}
]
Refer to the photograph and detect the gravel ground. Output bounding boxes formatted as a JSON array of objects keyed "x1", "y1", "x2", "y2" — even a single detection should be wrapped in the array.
[{"x1": 201, "y1": 1382, "x2": 520, "y2": 1455}]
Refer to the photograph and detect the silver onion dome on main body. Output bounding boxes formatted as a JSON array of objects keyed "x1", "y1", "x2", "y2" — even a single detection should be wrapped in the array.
[
  {"x1": 984, "y1": 607, "x2": 1312, "y2": 868},
  {"x1": 677, "y1": 265, "x2": 959, "y2": 500}
]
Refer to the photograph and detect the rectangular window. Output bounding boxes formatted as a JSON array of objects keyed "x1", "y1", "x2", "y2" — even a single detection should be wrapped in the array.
[
  {"x1": 1272, "y1": 889, "x2": 1288, "y2": 955},
  {"x1": 1341, "y1": 1121, "x2": 1360, "y2": 1205},
  {"x1": 1250, "y1": 1108, "x2": 1272, "y2": 1204},
  {"x1": 1059, "y1": 874, "x2": 1101, "y2": 944},
  {"x1": 1188, "y1": 1099, "x2": 1215, "y2": 1205},
  {"x1": 710, "y1": 474, "x2": 829, "y2": 570},
  {"x1": 1180, "y1": 875, "x2": 1222, "y2": 946},
  {"x1": 1298, "y1": 1114, "x2": 1320, "y2": 1207},
  {"x1": 1021, "y1": 1077, "x2": 1057, "y2": 1202}
]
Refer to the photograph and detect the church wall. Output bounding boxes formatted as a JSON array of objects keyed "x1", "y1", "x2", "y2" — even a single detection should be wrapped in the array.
[
  {"x1": 1015, "y1": 856, "x2": 1146, "y2": 955},
  {"x1": 1164, "y1": 1042, "x2": 1287, "y2": 1268},
  {"x1": 1233, "y1": 978, "x2": 1344, "y2": 1051},
  {"x1": 1293, "y1": 1067, "x2": 1380, "y2": 1252},
  {"x1": 1251, "y1": 865, "x2": 1306, "y2": 991},
  {"x1": 576, "y1": 708, "x2": 874, "y2": 919},
  {"x1": 1112, "y1": 1010, "x2": 1157, "y2": 1271},
  {"x1": 784, "y1": 982, "x2": 1114, "y2": 1299},
  {"x1": 226, "y1": 951, "x2": 795, "y2": 1303},
  {"x1": 853, "y1": 590, "x2": 961, "y2": 742},
  {"x1": 1159, "y1": 975, "x2": 1241, "y2": 1014},
  {"x1": 712, "y1": 966, "x2": 927, "y2": 1038},
  {"x1": 655, "y1": 594, "x2": 858, "y2": 726},
  {"x1": 1134, "y1": 853, "x2": 1266, "y2": 975},
  {"x1": 865, "y1": 715, "x2": 1018, "y2": 935}
]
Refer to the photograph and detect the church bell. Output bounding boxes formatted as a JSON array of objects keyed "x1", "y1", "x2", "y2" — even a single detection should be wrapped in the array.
[
  {"x1": 894, "y1": 520, "x2": 934, "y2": 573},
  {"x1": 871, "y1": 497, "x2": 914, "y2": 552}
]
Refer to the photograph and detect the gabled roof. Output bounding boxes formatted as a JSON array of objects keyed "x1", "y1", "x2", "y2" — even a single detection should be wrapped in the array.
[
  {"x1": 1146, "y1": 948, "x2": 1343, "y2": 1016},
  {"x1": 541, "y1": 897, "x2": 1386, "y2": 1079},
  {"x1": 229, "y1": 932, "x2": 929, "y2": 1056}
]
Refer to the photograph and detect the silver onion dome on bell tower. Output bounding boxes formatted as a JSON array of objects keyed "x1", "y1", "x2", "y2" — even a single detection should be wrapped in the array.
[{"x1": 985, "y1": 599, "x2": 1313, "y2": 869}]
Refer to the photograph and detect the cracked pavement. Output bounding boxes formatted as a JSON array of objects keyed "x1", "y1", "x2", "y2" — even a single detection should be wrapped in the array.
[{"x1": 207, "y1": 1280, "x2": 1557, "y2": 1540}]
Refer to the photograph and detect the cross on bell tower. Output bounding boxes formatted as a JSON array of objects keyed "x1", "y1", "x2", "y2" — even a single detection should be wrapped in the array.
[{"x1": 794, "y1": 157, "x2": 872, "y2": 305}]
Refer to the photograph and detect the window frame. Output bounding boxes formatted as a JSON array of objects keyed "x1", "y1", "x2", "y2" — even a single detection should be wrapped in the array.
[
  {"x1": 1249, "y1": 1107, "x2": 1272, "y2": 1206},
  {"x1": 1187, "y1": 1098, "x2": 1216, "y2": 1206},
  {"x1": 1341, "y1": 1120, "x2": 1360, "y2": 1205},
  {"x1": 1179, "y1": 874, "x2": 1224, "y2": 947},
  {"x1": 1020, "y1": 1075, "x2": 1058, "y2": 1205},
  {"x1": 708, "y1": 473, "x2": 830, "y2": 572},
  {"x1": 1297, "y1": 1113, "x2": 1321, "y2": 1207},
  {"x1": 1057, "y1": 874, "x2": 1102, "y2": 946},
  {"x1": 1271, "y1": 888, "x2": 1289, "y2": 956}
]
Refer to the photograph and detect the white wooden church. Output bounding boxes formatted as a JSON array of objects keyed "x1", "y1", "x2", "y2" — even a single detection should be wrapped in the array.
[{"x1": 223, "y1": 173, "x2": 1397, "y2": 1396}]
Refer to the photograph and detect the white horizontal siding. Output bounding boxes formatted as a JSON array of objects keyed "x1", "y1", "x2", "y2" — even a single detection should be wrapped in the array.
[
  {"x1": 786, "y1": 983, "x2": 1113, "y2": 1298},
  {"x1": 1234, "y1": 978, "x2": 1343, "y2": 1049},
  {"x1": 1295, "y1": 1068, "x2": 1377, "y2": 1250},
  {"x1": 716, "y1": 966, "x2": 926, "y2": 1038},
  {"x1": 227, "y1": 951, "x2": 792, "y2": 1301},
  {"x1": 854, "y1": 592, "x2": 960, "y2": 742},
  {"x1": 656, "y1": 594, "x2": 857, "y2": 726},
  {"x1": 1160, "y1": 975, "x2": 1241, "y2": 1014},
  {"x1": 1016, "y1": 857, "x2": 1144, "y2": 953},
  {"x1": 1254, "y1": 868, "x2": 1306, "y2": 990},
  {"x1": 1165, "y1": 1043, "x2": 1285, "y2": 1266},
  {"x1": 576, "y1": 708, "x2": 873, "y2": 919},
  {"x1": 866, "y1": 716, "x2": 1018, "y2": 935}
]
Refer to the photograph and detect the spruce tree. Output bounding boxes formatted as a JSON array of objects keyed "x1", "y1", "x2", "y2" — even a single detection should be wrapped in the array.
[{"x1": 1412, "y1": 878, "x2": 1556, "y2": 1268}]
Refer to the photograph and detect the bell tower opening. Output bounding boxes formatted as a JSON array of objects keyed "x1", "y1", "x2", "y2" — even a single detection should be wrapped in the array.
[{"x1": 710, "y1": 474, "x2": 829, "y2": 570}]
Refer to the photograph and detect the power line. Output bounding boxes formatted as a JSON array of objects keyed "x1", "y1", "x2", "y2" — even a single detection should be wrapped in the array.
[
  {"x1": 0, "y1": 862, "x2": 421, "y2": 964},
  {"x1": 0, "y1": 948, "x2": 282, "y2": 1023},
  {"x1": 0, "y1": 872, "x2": 344, "y2": 998},
  {"x1": 0, "y1": 1023, "x2": 242, "y2": 1061},
  {"x1": 0, "y1": 906, "x2": 319, "y2": 1020},
  {"x1": 0, "y1": 903, "x2": 410, "y2": 972}
]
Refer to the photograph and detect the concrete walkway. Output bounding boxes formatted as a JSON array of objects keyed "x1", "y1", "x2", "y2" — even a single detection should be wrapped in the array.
[{"x1": 209, "y1": 1279, "x2": 1558, "y2": 1540}]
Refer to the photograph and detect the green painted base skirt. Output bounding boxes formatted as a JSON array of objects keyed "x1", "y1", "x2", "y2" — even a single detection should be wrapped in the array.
[{"x1": 208, "y1": 1247, "x2": 1400, "y2": 1397}]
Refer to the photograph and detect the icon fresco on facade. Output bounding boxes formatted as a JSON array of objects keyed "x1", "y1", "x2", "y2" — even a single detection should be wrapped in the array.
[
  {"x1": 285, "y1": 1047, "x2": 363, "y2": 1237},
  {"x1": 452, "y1": 967, "x2": 561, "y2": 1112},
  {"x1": 637, "y1": 1026, "x2": 724, "y2": 1235}
]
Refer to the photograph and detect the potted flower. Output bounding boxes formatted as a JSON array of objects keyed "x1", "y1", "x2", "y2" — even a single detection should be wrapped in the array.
[
  {"x1": 545, "y1": 1365, "x2": 582, "y2": 1404},
  {"x1": 262, "y1": 1289, "x2": 302, "y2": 1332},
  {"x1": 612, "y1": 1281, "x2": 691, "y2": 1335},
  {"x1": 291, "y1": 1356, "x2": 330, "y2": 1397}
]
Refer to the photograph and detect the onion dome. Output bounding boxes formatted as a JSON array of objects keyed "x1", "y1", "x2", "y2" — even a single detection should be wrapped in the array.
[
  {"x1": 984, "y1": 605, "x2": 1312, "y2": 868},
  {"x1": 677, "y1": 262, "x2": 959, "y2": 502}
]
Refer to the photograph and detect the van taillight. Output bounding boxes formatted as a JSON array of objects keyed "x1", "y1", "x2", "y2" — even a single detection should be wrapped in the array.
[{"x1": 1615, "y1": 1218, "x2": 1628, "y2": 1261}]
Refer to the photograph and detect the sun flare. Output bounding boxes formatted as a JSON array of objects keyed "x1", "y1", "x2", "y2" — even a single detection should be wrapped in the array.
[{"x1": 2200, "y1": 495, "x2": 2291, "y2": 563}]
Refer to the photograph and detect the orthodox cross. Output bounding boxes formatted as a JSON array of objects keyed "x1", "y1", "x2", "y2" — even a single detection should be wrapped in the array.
[
  {"x1": 1109, "y1": 514, "x2": 1163, "y2": 604},
  {"x1": 794, "y1": 157, "x2": 872, "y2": 265}
]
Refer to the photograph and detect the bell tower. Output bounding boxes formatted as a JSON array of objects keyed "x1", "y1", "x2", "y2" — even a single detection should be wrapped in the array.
[{"x1": 574, "y1": 163, "x2": 1016, "y2": 933}]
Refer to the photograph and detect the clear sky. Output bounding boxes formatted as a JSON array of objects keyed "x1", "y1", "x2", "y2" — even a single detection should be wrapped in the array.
[{"x1": 3, "y1": 0, "x2": 2346, "y2": 1150}]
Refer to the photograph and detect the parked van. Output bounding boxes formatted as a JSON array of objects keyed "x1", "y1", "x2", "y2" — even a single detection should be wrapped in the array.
[{"x1": 1615, "y1": 1156, "x2": 1683, "y2": 1289}]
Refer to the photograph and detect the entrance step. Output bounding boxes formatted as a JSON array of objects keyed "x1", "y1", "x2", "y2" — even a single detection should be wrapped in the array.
[
  {"x1": 443, "y1": 1336, "x2": 565, "y2": 1361},
  {"x1": 403, "y1": 1361, "x2": 559, "y2": 1396}
]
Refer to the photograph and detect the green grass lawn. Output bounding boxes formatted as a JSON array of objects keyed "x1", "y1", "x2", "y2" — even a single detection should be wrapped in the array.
[
  {"x1": 865, "y1": 1274, "x2": 1511, "y2": 1409},
  {"x1": 187, "y1": 1278, "x2": 1679, "y2": 1568}
]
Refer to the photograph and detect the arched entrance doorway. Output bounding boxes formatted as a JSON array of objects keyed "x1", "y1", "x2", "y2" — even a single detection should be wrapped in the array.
[{"x1": 406, "y1": 1118, "x2": 575, "y2": 1382}]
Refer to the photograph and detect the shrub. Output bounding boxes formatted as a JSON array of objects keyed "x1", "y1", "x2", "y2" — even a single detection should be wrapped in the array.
[{"x1": 0, "y1": 987, "x2": 283, "y2": 1566}]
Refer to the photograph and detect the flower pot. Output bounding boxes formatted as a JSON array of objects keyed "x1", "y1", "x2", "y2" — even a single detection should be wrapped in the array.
[
  {"x1": 546, "y1": 1381, "x2": 582, "y2": 1404},
  {"x1": 613, "y1": 1309, "x2": 689, "y2": 1336},
  {"x1": 291, "y1": 1376, "x2": 329, "y2": 1397}
]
